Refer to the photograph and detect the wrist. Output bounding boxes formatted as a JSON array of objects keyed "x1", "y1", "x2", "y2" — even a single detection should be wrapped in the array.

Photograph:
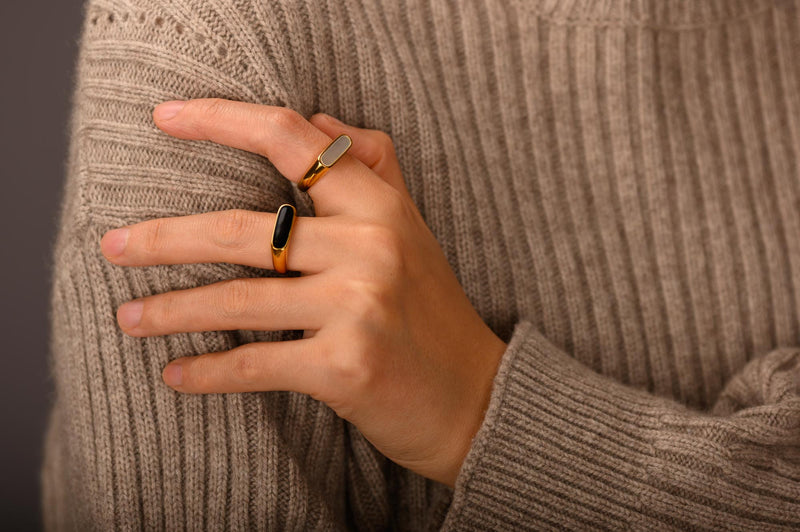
[{"x1": 441, "y1": 333, "x2": 508, "y2": 488}]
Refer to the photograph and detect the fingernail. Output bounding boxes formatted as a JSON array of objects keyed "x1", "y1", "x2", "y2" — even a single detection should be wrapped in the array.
[
  {"x1": 155, "y1": 100, "x2": 186, "y2": 121},
  {"x1": 163, "y1": 364, "x2": 183, "y2": 386},
  {"x1": 117, "y1": 300, "x2": 143, "y2": 329},
  {"x1": 102, "y1": 228, "x2": 129, "y2": 257}
]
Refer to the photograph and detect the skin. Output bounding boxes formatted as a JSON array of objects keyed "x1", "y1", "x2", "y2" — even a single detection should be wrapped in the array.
[{"x1": 99, "y1": 98, "x2": 508, "y2": 488}]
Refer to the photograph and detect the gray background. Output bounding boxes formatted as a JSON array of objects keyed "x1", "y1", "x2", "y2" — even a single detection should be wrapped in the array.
[{"x1": 1, "y1": 1, "x2": 86, "y2": 529}]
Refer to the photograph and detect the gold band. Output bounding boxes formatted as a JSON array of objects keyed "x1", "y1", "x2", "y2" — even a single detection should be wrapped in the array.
[
  {"x1": 271, "y1": 243, "x2": 289, "y2": 274},
  {"x1": 297, "y1": 134, "x2": 352, "y2": 192},
  {"x1": 270, "y1": 204, "x2": 296, "y2": 273}
]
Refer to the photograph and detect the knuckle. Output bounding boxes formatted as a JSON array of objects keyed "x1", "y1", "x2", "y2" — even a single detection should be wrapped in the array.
[
  {"x1": 374, "y1": 130, "x2": 396, "y2": 155},
  {"x1": 360, "y1": 223, "x2": 406, "y2": 274},
  {"x1": 192, "y1": 97, "x2": 228, "y2": 121},
  {"x1": 268, "y1": 107, "x2": 306, "y2": 136},
  {"x1": 231, "y1": 347, "x2": 260, "y2": 385},
  {"x1": 384, "y1": 187, "x2": 409, "y2": 217},
  {"x1": 252, "y1": 107, "x2": 309, "y2": 157},
  {"x1": 141, "y1": 218, "x2": 169, "y2": 256},
  {"x1": 211, "y1": 209, "x2": 255, "y2": 249},
  {"x1": 185, "y1": 357, "x2": 212, "y2": 390},
  {"x1": 360, "y1": 223, "x2": 399, "y2": 252},
  {"x1": 309, "y1": 341, "x2": 336, "y2": 401},
  {"x1": 368, "y1": 130, "x2": 400, "y2": 178},
  {"x1": 139, "y1": 294, "x2": 168, "y2": 330},
  {"x1": 216, "y1": 278, "x2": 252, "y2": 320},
  {"x1": 366, "y1": 284, "x2": 395, "y2": 322},
  {"x1": 329, "y1": 341, "x2": 375, "y2": 394},
  {"x1": 342, "y1": 278, "x2": 394, "y2": 325}
]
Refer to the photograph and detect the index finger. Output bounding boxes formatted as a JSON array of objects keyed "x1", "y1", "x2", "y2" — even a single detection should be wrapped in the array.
[{"x1": 153, "y1": 98, "x2": 386, "y2": 216}]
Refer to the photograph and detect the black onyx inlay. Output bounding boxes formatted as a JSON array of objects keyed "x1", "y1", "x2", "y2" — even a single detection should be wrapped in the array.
[{"x1": 272, "y1": 205, "x2": 295, "y2": 249}]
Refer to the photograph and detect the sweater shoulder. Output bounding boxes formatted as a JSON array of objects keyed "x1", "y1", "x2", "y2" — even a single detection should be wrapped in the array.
[
  {"x1": 57, "y1": 0, "x2": 301, "y2": 241},
  {"x1": 79, "y1": 0, "x2": 302, "y2": 106}
]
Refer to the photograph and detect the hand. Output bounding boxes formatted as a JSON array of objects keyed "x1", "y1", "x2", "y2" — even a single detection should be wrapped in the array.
[{"x1": 99, "y1": 98, "x2": 508, "y2": 487}]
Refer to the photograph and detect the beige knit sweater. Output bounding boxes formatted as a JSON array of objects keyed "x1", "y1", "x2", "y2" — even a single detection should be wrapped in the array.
[{"x1": 43, "y1": 0, "x2": 800, "y2": 529}]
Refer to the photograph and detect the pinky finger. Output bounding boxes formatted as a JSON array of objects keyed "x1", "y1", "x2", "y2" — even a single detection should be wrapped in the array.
[{"x1": 163, "y1": 338, "x2": 324, "y2": 395}]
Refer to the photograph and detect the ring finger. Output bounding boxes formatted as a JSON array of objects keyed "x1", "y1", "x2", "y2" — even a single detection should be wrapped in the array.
[{"x1": 117, "y1": 275, "x2": 330, "y2": 336}]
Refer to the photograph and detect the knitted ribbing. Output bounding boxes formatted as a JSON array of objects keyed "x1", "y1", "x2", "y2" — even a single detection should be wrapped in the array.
[{"x1": 43, "y1": 0, "x2": 800, "y2": 530}]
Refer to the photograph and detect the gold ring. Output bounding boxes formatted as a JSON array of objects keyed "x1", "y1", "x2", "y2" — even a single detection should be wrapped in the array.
[
  {"x1": 270, "y1": 204, "x2": 296, "y2": 273},
  {"x1": 297, "y1": 134, "x2": 352, "y2": 192}
]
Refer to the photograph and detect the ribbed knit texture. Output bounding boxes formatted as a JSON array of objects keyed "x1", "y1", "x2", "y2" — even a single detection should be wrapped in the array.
[{"x1": 43, "y1": 0, "x2": 800, "y2": 529}]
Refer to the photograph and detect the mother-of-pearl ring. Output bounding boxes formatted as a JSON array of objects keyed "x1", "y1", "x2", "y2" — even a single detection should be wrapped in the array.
[
  {"x1": 297, "y1": 134, "x2": 352, "y2": 192},
  {"x1": 270, "y1": 204, "x2": 296, "y2": 273}
]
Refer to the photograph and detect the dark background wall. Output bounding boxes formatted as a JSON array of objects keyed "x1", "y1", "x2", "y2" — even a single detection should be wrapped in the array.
[{"x1": 0, "y1": 1, "x2": 87, "y2": 529}]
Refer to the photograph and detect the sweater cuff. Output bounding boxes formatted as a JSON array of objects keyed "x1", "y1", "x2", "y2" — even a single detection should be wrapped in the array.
[{"x1": 441, "y1": 320, "x2": 663, "y2": 530}]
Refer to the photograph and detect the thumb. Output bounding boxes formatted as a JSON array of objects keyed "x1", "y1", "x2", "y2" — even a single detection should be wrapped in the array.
[{"x1": 309, "y1": 113, "x2": 409, "y2": 196}]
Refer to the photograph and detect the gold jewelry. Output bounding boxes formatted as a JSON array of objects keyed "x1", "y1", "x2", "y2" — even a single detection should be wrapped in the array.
[
  {"x1": 270, "y1": 204, "x2": 296, "y2": 273},
  {"x1": 297, "y1": 134, "x2": 352, "y2": 192}
]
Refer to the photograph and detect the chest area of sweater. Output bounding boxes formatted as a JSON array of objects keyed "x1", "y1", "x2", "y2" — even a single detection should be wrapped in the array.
[{"x1": 303, "y1": 1, "x2": 800, "y2": 408}]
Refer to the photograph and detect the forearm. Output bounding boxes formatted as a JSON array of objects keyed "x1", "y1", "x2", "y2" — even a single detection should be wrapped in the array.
[{"x1": 442, "y1": 321, "x2": 800, "y2": 531}]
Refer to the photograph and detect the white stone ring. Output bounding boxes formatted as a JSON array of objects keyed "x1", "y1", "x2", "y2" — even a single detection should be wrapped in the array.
[{"x1": 296, "y1": 133, "x2": 352, "y2": 192}]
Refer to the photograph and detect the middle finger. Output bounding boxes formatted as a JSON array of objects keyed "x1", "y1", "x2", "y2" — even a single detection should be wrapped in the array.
[{"x1": 101, "y1": 208, "x2": 342, "y2": 273}]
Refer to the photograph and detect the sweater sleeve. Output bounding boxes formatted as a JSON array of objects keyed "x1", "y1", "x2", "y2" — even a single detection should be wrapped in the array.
[
  {"x1": 440, "y1": 320, "x2": 800, "y2": 531},
  {"x1": 42, "y1": 0, "x2": 355, "y2": 529}
]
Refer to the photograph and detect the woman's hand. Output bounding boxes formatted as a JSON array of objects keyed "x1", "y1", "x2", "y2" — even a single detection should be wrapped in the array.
[{"x1": 99, "y1": 98, "x2": 508, "y2": 488}]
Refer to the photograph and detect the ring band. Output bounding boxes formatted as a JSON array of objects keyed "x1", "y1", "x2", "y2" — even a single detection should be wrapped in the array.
[
  {"x1": 271, "y1": 204, "x2": 297, "y2": 273},
  {"x1": 297, "y1": 134, "x2": 352, "y2": 192}
]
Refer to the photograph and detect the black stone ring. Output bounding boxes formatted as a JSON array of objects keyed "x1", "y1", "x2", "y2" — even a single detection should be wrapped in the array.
[{"x1": 270, "y1": 204, "x2": 296, "y2": 273}]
